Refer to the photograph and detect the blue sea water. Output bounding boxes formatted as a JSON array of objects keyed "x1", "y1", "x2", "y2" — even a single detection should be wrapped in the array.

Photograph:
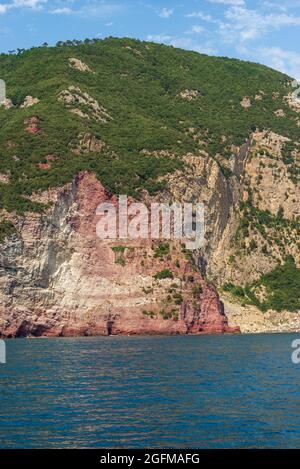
[{"x1": 0, "y1": 333, "x2": 300, "y2": 448}]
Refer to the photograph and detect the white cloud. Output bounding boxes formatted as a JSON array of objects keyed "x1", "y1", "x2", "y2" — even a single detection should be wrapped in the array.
[
  {"x1": 147, "y1": 33, "x2": 217, "y2": 55},
  {"x1": 79, "y1": 3, "x2": 123, "y2": 18},
  {"x1": 147, "y1": 34, "x2": 172, "y2": 43},
  {"x1": 171, "y1": 37, "x2": 217, "y2": 55},
  {"x1": 0, "y1": 4, "x2": 9, "y2": 13},
  {"x1": 220, "y1": 6, "x2": 300, "y2": 43},
  {"x1": 0, "y1": 0, "x2": 46, "y2": 14},
  {"x1": 185, "y1": 25, "x2": 205, "y2": 34},
  {"x1": 261, "y1": 1, "x2": 287, "y2": 11},
  {"x1": 258, "y1": 47, "x2": 300, "y2": 80},
  {"x1": 50, "y1": 7, "x2": 72, "y2": 15},
  {"x1": 206, "y1": 0, "x2": 245, "y2": 5},
  {"x1": 12, "y1": 0, "x2": 46, "y2": 7},
  {"x1": 158, "y1": 7, "x2": 173, "y2": 18},
  {"x1": 0, "y1": 0, "x2": 123, "y2": 17},
  {"x1": 49, "y1": 2, "x2": 123, "y2": 18},
  {"x1": 185, "y1": 11, "x2": 217, "y2": 23}
]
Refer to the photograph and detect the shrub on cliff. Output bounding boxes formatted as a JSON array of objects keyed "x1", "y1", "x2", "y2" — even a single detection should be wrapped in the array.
[
  {"x1": 224, "y1": 256, "x2": 300, "y2": 312},
  {"x1": 0, "y1": 218, "x2": 16, "y2": 243},
  {"x1": 154, "y1": 269, "x2": 174, "y2": 280},
  {"x1": 153, "y1": 242, "x2": 170, "y2": 259}
]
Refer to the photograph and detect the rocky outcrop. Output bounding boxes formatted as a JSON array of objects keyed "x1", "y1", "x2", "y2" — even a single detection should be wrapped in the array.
[
  {"x1": 0, "y1": 173, "x2": 10, "y2": 184},
  {"x1": 20, "y1": 96, "x2": 40, "y2": 108},
  {"x1": 240, "y1": 97, "x2": 251, "y2": 108},
  {"x1": 180, "y1": 89, "x2": 202, "y2": 101},
  {"x1": 24, "y1": 117, "x2": 40, "y2": 134},
  {"x1": 0, "y1": 172, "x2": 238, "y2": 338},
  {"x1": 285, "y1": 92, "x2": 300, "y2": 113},
  {"x1": 1, "y1": 96, "x2": 39, "y2": 109},
  {"x1": 163, "y1": 128, "x2": 300, "y2": 290},
  {"x1": 68, "y1": 57, "x2": 92, "y2": 72},
  {"x1": 224, "y1": 294, "x2": 300, "y2": 334},
  {"x1": 72, "y1": 133, "x2": 105, "y2": 154},
  {"x1": 58, "y1": 86, "x2": 112, "y2": 123},
  {"x1": 1, "y1": 98, "x2": 14, "y2": 109}
]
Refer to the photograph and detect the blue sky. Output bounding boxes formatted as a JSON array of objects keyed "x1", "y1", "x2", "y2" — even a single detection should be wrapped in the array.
[{"x1": 0, "y1": 0, "x2": 300, "y2": 78}]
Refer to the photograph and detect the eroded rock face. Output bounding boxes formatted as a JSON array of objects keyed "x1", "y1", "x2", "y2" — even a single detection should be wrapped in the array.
[
  {"x1": 285, "y1": 92, "x2": 300, "y2": 113},
  {"x1": 0, "y1": 173, "x2": 10, "y2": 184},
  {"x1": 24, "y1": 117, "x2": 40, "y2": 134},
  {"x1": 68, "y1": 57, "x2": 92, "y2": 72},
  {"x1": 72, "y1": 133, "x2": 105, "y2": 154},
  {"x1": 20, "y1": 96, "x2": 40, "y2": 108},
  {"x1": 0, "y1": 172, "x2": 238, "y2": 337},
  {"x1": 204, "y1": 128, "x2": 300, "y2": 286},
  {"x1": 180, "y1": 89, "x2": 202, "y2": 101},
  {"x1": 0, "y1": 98, "x2": 14, "y2": 109},
  {"x1": 224, "y1": 294, "x2": 300, "y2": 334},
  {"x1": 240, "y1": 97, "x2": 251, "y2": 108},
  {"x1": 58, "y1": 86, "x2": 112, "y2": 123}
]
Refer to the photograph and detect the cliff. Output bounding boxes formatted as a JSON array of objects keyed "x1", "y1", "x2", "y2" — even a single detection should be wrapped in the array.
[
  {"x1": 0, "y1": 172, "x2": 238, "y2": 337},
  {"x1": 0, "y1": 38, "x2": 300, "y2": 335}
]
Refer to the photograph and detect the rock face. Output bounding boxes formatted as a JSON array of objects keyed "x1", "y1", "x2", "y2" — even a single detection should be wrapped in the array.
[
  {"x1": 180, "y1": 89, "x2": 202, "y2": 101},
  {"x1": 1, "y1": 98, "x2": 14, "y2": 109},
  {"x1": 72, "y1": 133, "x2": 106, "y2": 154},
  {"x1": 24, "y1": 117, "x2": 40, "y2": 134},
  {"x1": 20, "y1": 96, "x2": 40, "y2": 108},
  {"x1": 0, "y1": 172, "x2": 239, "y2": 338},
  {"x1": 0, "y1": 173, "x2": 10, "y2": 184},
  {"x1": 224, "y1": 294, "x2": 300, "y2": 334},
  {"x1": 161, "y1": 128, "x2": 300, "y2": 291},
  {"x1": 68, "y1": 57, "x2": 93, "y2": 72},
  {"x1": 58, "y1": 86, "x2": 112, "y2": 122}
]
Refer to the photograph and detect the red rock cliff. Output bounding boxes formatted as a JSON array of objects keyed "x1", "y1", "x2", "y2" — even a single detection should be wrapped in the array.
[{"x1": 0, "y1": 172, "x2": 239, "y2": 337}]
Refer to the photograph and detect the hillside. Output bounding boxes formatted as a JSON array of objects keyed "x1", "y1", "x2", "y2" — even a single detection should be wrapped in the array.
[
  {"x1": 0, "y1": 37, "x2": 298, "y2": 205},
  {"x1": 0, "y1": 38, "x2": 300, "y2": 336}
]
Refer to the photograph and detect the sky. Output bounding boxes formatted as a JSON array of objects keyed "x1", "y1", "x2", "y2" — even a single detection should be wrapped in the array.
[{"x1": 0, "y1": 0, "x2": 299, "y2": 78}]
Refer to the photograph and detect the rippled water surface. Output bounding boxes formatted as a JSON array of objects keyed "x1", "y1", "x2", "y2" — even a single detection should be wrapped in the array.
[{"x1": 1, "y1": 334, "x2": 300, "y2": 448}]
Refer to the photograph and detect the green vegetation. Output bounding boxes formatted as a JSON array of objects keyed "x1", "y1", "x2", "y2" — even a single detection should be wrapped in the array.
[
  {"x1": 223, "y1": 283, "x2": 245, "y2": 298},
  {"x1": 142, "y1": 308, "x2": 178, "y2": 321},
  {"x1": 112, "y1": 245, "x2": 126, "y2": 266},
  {"x1": 142, "y1": 286, "x2": 153, "y2": 294},
  {"x1": 159, "y1": 309, "x2": 179, "y2": 321},
  {"x1": 154, "y1": 269, "x2": 174, "y2": 280},
  {"x1": 192, "y1": 284, "x2": 203, "y2": 297},
  {"x1": 236, "y1": 194, "x2": 300, "y2": 254},
  {"x1": 223, "y1": 256, "x2": 300, "y2": 312},
  {"x1": 111, "y1": 245, "x2": 126, "y2": 253},
  {"x1": 0, "y1": 218, "x2": 16, "y2": 243},
  {"x1": 153, "y1": 242, "x2": 170, "y2": 259},
  {"x1": 142, "y1": 310, "x2": 156, "y2": 318},
  {"x1": 0, "y1": 37, "x2": 298, "y2": 213},
  {"x1": 173, "y1": 292, "x2": 183, "y2": 305}
]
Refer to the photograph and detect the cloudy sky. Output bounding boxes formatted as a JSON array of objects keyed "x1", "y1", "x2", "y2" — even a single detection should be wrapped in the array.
[{"x1": 0, "y1": 0, "x2": 299, "y2": 78}]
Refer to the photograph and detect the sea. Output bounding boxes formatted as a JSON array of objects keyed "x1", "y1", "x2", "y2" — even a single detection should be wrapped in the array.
[{"x1": 0, "y1": 333, "x2": 300, "y2": 448}]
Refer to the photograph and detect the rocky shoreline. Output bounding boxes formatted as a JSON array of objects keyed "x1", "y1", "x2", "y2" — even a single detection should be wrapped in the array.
[{"x1": 224, "y1": 294, "x2": 300, "y2": 334}]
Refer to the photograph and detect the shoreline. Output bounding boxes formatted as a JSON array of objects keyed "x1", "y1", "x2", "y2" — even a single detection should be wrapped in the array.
[
  {"x1": 223, "y1": 294, "x2": 300, "y2": 334},
  {"x1": 2, "y1": 329, "x2": 300, "y2": 340}
]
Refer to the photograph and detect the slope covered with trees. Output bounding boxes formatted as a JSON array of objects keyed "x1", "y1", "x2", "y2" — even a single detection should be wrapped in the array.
[{"x1": 0, "y1": 37, "x2": 297, "y2": 211}]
